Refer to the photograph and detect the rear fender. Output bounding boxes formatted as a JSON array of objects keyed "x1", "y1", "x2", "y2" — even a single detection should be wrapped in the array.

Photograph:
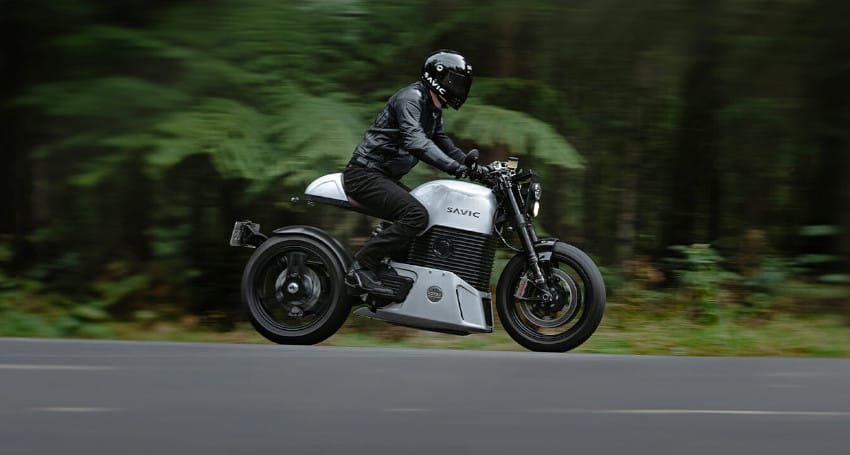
[{"x1": 271, "y1": 225, "x2": 354, "y2": 270}]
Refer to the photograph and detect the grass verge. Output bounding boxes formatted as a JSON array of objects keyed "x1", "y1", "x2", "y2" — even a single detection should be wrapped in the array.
[{"x1": 101, "y1": 308, "x2": 850, "y2": 357}]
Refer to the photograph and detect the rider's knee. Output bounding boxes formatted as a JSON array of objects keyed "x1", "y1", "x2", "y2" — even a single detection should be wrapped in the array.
[{"x1": 405, "y1": 203, "x2": 429, "y2": 231}]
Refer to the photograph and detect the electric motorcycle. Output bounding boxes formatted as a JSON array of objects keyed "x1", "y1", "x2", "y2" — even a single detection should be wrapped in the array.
[{"x1": 229, "y1": 153, "x2": 605, "y2": 352}]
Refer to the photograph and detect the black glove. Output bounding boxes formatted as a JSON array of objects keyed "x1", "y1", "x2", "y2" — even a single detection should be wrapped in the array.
[
  {"x1": 469, "y1": 163, "x2": 492, "y2": 181},
  {"x1": 464, "y1": 149, "x2": 480, "y2": 167},
  {"x1": 449, "y1": 162, "x2": 469, "y2": 179}
]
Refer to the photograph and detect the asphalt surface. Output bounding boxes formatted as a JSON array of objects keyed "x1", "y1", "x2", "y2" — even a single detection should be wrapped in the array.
[{"x1": 1, "y1": 338, "x2": 849, "y2": 455}]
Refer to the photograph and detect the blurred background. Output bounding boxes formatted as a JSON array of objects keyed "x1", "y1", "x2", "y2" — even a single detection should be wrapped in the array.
[{"x1": 1, "y1": 0, "x2": 848, "y2": 354}]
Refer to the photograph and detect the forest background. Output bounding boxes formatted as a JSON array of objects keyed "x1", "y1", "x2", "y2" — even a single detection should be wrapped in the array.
[{"x1": 1, "y1": 0, "x2": 848, "y2": 355}]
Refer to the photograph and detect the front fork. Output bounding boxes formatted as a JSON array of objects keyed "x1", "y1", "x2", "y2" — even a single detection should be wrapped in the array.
[{"x1": 502, "y1": 180, "x2": 553, "y2": 302}]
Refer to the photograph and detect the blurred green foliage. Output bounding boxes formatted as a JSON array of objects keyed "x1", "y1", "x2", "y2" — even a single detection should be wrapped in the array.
[
  {"x1": 2, "y1": 0, "x2": 849, "y2": 340},
  {"x1": 668, "y1": 244, "x2": 740, "y2": 324}
]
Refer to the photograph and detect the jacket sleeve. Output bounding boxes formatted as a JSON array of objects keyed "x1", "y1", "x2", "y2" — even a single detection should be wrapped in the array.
[
  {"x1": 396, "y1": 97, "x2": 462, "y2": 174},
  {"x1": 432, "y1": 118, "x2": 466, "y2": 163}
]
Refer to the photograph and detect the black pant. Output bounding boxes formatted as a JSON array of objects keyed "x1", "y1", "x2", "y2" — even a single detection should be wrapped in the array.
[{"x1": 342, "y1": 166, "x2": 428, "y2": 270}]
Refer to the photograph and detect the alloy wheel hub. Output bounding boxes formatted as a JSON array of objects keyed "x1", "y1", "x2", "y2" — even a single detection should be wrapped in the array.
[{"x1": 275, "y1": 267, "x2": 321, "y2": 312}]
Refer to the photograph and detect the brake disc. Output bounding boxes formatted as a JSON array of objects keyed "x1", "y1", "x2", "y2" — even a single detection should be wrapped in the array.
[{"x1": 518, "y1": 268, "x2": 580, "y2": 328}]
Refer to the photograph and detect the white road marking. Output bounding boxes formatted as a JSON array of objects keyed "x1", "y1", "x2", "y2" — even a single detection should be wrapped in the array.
[
  {"x1": 31, "y1": 407, "x2": 118, "y2": 413},
  {"x1": 386, "y1": 408, "x2": 428, "y2": 412},
  {"x1": 763, "y1": 383, "x2": 803, "y2": 388},
  {"x1": 605, "y1": 409, "x2": 850, "y2": 416},
  {"x1": 0, "y1": 364, "x2": 113, "y2": 371},
  {"x1": 538, "y1": 409, "x2": 850, "y2": 417}
]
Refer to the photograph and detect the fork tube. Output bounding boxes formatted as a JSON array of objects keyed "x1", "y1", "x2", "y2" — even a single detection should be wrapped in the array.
[{"x1": 503, "y1": 178, "x2": 548, "y2": 290}]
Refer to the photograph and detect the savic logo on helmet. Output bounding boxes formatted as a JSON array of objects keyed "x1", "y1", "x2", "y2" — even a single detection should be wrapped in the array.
[{"x1": 423, "y1": 72, "x2": 447, "y2": 95}]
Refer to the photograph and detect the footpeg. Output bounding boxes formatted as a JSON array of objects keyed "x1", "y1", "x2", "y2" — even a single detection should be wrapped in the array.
[
  {"x1": 350, "y1": 268, "x2": 414, "y2": 310},
  {"x1": 373, "y1": 272, "x2": 414, "y2": 303}
]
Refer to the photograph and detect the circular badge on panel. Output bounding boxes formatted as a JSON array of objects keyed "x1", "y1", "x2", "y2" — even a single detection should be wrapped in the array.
[{"x1": 426, "y1": 286, "x2": 443, "y2": 303}]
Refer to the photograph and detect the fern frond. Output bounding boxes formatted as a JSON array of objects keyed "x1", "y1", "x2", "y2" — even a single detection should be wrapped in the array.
[
  {"x1": 146, "y1": 89, "x2": 362, "y2": 187},
  {"x1": 445, "y1": 104, "x2": 584, "y2": 169}
]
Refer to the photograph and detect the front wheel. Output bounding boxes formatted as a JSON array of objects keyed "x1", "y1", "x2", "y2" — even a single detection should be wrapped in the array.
[
  {"x1": 495, "y1": 243, "x2": 606, "y2": 352},
  {"x1": 242, "y1": 235, "x2": 350, "y2": 345}
]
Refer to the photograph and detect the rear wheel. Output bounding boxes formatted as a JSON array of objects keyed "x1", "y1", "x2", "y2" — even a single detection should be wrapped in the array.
[
  {"x1": 495, "y1": 243, "x2": 605, "y2": 352},
  {"x1": 242, "y1": 236, "x2": 350, "y2": 345}
]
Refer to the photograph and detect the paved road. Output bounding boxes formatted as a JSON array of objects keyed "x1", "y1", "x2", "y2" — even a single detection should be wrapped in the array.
[{"x1": 1, "y1": 338, "x2": 849, "y2": 454}]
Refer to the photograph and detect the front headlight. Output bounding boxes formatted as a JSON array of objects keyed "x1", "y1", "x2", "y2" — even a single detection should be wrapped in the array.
[
  {"x1": 530, "y1": 182, "x2": 542, "y2": 201},
  {"x1": 523, "y1": 182, "x2": 542, "y2": 218}
]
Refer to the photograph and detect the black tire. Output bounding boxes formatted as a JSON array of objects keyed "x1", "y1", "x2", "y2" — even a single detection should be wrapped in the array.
[
  {"x1": 495, "y1": 242, "x2": 605, "y2": 352},
  {"x1": 242, "y1": 235, "x2": 350, "y2": 345}
]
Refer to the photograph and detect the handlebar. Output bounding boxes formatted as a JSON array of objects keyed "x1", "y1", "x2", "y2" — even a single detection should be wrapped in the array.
[{"x1": 471, "y1": 160, "x2": 533, "y2": 186}]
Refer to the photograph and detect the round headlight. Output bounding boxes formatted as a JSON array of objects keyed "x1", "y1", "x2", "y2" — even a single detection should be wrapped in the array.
[
  {"x1": 532, "y1": 201, "x2": 541, "y2": 217},
  {"x1": 530, "y1": 182, "x2": 542, "y2": 200}
]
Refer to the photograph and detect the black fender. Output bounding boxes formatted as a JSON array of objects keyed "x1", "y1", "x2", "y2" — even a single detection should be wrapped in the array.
[
  {"x1": 496, "y1": 238, "x2": 559, "y2": 287},
  {"x1": 271, "y1": 225, "x2": 354, "y2": 270},
  {"x1": 502, "y1": 237, "x2": 606, "y2": 297},
  {"x1": 533, "y1": 238, "x2": 559, "y2": 261}
]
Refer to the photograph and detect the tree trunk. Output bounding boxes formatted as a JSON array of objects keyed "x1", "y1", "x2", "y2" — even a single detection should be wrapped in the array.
[
  {"x1": 0, "y1": 2, "x2": 33, "y2": 269},
  {"x1": 662, "y1": 1, "x2": 724, "y2": 250},
  {"x1": 617, "y1": 133, "x2": 639, "y2": 267},
  {"x1": 496, "y1": 7, "x2": 519, "y2": 78},
  {"x1": 801, "y1": 0, "x2": 850, "y2": 273}
]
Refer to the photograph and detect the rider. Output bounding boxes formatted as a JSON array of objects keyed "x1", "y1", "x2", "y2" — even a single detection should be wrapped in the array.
[{"x1": 343, "y1": 49, "x2": 481, "y2": 297}]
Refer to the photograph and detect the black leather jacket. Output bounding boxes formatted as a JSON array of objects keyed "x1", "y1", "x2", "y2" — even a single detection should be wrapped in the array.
[{"x1": 349, "y1": 81, "x2": 466, "y2": 179}]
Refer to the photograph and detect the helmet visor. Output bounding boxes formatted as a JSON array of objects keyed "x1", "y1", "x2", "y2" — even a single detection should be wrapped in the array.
[{"x1": 442, "y1": 70, "x2": 472, "y2": 109}]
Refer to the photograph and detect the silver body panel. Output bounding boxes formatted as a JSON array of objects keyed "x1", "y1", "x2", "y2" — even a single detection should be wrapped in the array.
[
  {"x1": 305, "y1": 174, "x2": 497, "y2": 235},
  {"x1": 304, "y1": 173, "x2": 496, "y2": 334},
  {"x1": 304, "y1": 173, "x2": 347, "y2": 202},
  {"x1": 410, "y1": 179, "x2": 497, "y2": 235},
  {"x1": 353, "y1": 261, "x2": 493, "y2": 334}
]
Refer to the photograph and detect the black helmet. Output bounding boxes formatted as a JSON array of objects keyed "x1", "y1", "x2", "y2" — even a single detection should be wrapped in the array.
[{"x1": 421, "y1": 50, "x2": 473, "y2": 110}]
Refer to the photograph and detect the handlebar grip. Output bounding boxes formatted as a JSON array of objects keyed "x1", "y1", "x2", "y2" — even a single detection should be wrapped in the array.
[{"x1": 512, "y1": 169, "x2": 534, "y2": 182}]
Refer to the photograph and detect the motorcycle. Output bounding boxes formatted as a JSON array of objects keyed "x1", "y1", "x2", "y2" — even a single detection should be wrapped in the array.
[{"x1": 229, "y1": 153, "x2": 605, "y2": 352}]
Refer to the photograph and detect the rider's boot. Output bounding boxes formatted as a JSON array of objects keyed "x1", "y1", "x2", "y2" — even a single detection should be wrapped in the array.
[{"x1": 345, "y1": 261, "x2": 396, "y2": 298}]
